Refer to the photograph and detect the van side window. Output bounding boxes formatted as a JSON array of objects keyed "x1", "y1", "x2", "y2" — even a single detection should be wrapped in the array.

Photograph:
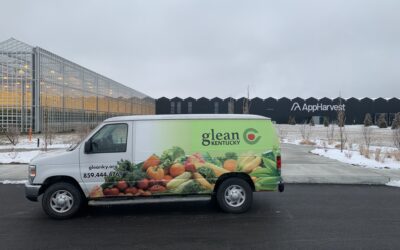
[{"x1": 89, "y1": 123, "x2": 128, "y2": 153}]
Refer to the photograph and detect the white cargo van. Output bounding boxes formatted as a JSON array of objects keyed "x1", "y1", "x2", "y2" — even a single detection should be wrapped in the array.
[{"x1": 25, "y1": 114, "x2": 283, "y2": 219}]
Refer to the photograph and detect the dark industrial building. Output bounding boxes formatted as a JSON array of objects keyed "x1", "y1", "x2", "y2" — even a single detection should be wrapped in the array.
[{"x1": 156, "y1": 97, "x2": 400, "y2": 125}]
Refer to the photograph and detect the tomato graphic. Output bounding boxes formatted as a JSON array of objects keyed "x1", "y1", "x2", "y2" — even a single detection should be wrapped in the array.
[
  {"x1": 247, "y1": 133, "x2": 255, "y2": 141},
  {"x1": 243, "y1": 128, "x2": 261, "y2": 145}
]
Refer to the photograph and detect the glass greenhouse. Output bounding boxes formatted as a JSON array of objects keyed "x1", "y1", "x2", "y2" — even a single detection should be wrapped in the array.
[{"x1": 0, "y1": 38, "x2": 154, "y2": 133}]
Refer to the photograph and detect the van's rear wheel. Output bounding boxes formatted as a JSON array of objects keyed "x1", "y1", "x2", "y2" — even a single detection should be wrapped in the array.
[
  {"x1": 216, "y1": 178, "x2": 252, "y2": 213},
  {"x1": 42, "y1": 182, "x2": 83, "y2": 219}
]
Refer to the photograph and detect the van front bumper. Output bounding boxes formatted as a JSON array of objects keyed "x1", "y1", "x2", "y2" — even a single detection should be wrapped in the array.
[{"x1": 25, "y1": 183, "x2": 41, "y2": 202}]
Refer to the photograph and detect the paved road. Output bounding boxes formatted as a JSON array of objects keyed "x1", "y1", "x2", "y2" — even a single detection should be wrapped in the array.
[
  {"x1": 282, "y1": 143, "x2": 400, "y2": 184},
  {"x1": 1, "y1": 144, "x2": 400, "y2": 184},
  {"x1": 1, "y1": 184, "x2": 399, "y2": 249},
  {"x1": 0, "y1": 164, "x2": 27, "y2": 181}
]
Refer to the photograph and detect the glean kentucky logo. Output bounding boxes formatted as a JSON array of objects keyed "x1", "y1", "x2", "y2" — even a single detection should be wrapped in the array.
[
  {"x1": 202, "y1": 129, "x2": 240, "y2": 146},
  {"x1": 201, "y1": 128, "x2": 260, "y2": 146},
  {"x1": 290, "y1": 102, "x2": 345, "y2": 113},
  {"x1": 243, "y1": 128, "x2": 261, "y2": 145}
]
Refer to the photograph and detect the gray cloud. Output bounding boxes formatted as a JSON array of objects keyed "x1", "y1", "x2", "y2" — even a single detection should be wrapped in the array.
[{"x1": 1, "y1": 0, "x2": 399, "y2": 99}]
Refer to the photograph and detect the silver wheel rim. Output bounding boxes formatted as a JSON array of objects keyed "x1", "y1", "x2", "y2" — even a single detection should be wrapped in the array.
[
  {"x1": 50, "y1": 190, "x2": 74, "y2": 213},
  {"x1": 224, "y1": 185, "x2": 246, "y2": 207}
]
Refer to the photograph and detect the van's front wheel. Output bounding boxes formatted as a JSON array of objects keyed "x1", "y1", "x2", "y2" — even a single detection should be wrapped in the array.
[
  {"x1": 216, "y1": 178, "x2": 252, "y2": 213},
  {"x1": 42, "y1": 182, "x2": 83, "y2": 219}
]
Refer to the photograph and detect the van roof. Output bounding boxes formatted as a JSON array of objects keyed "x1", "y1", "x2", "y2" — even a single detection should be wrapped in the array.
[{"x1": 105, "y1": 114, "x2": 270, "y2": 122}]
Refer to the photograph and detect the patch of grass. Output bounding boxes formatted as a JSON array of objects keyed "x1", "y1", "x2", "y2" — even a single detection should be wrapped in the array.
[
  {"x1": 391, "y1": 150, "x2": 400, "y2": 161},
  {"x1": 374, "y1": 148, "x2": 381, "y2": 162},
  {"x1": 358, "y1": 144, "x2": 370, "y2": 159},
  {"x1": 299, "y1": 139, "x2": 316, "y2": 145}
]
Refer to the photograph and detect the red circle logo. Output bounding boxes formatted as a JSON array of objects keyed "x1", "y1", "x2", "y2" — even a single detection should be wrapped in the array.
[{"x1": 247, "y1": 133, "x2": 255, "y2": 141}]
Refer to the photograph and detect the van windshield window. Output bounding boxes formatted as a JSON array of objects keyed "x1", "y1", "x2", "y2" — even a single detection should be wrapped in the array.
[{"x1": 90, "y1": 123, "x2": 128, "y2": 153}]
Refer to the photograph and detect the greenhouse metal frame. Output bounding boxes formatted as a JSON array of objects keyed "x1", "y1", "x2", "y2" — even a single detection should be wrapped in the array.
[{"x1": 0, "y1": 38, "x2": 154, "y2": 133}]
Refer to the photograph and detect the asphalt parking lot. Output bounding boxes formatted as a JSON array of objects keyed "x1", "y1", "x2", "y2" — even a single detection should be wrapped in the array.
[{"x1": 1, "y1": 184, "x2": 399, "y2": 250}]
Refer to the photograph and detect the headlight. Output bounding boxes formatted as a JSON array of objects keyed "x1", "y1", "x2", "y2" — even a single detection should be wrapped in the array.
[{"x1": 28, "y1": 165, "x2": 36, "y2": 182}]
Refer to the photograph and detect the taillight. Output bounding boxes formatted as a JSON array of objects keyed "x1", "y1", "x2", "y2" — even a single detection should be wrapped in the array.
[{"x1": 277, "y1": 155, "x2": 281, "y2": 171}]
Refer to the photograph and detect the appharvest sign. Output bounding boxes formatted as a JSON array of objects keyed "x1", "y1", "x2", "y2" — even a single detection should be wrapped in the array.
[{"x1": 290, "y1": 102, "x2": 345, "y2": 113}]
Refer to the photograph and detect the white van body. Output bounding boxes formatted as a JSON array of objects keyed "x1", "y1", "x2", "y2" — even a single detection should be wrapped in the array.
[{"x1": 25, "y1": 114, "x2": 283, "y2": 219}]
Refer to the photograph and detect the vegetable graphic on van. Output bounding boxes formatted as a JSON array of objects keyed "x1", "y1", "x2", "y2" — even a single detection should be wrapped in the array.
[{"x1": 90, "y1": 146, "x2": 281, "y2": 198}]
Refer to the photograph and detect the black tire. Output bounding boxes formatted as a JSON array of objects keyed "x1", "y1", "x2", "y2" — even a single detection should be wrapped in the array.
[
  {"x1": 216, "y1": 177, "x2": 253, "y2": 213},
  {"x1": 209, "y1": 193, "x2": 218, "y2": 208},
  {"x1": 42, "y1": 182, "x2": 84, "y2": 219}
]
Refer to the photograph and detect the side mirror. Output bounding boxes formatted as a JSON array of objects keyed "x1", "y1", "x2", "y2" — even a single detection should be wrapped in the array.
[{"x1": 84, "y1": 140, "x2": 92, "y2": 154}]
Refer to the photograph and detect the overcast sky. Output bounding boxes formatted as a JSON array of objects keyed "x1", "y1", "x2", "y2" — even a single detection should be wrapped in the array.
[{"x1": 1, "y1": 0, "x2": 399, "y2": 99}]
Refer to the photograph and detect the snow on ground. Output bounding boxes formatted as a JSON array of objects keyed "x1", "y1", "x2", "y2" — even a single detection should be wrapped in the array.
[
  {"x1": 0, "y1": 134, "x2": 79, "y2": 150},
  {"x1": 0, "y1": 141, "x2": 71, "y2": 150},
  {"x1": 278, "y1": 124, "x2": 400, "y2": 170},
  {"x1": 0, "y1": 180, "x2": 28, "y2": 184},
  {"x1": 0, "y1": 133, "x2": 78, "y2": 163},
  {"x1": 0, "y1": 151, "x2": 43, "y2": 164},
  {"x1": 312, "y1": 148, "x2": 400, "y2": 170},
  {"x1": 283, "y1": 137, "x2": 399, "y2": 153},
  {"x1": 277, "y1": 124, "x2": 397, "y2": 147},
  {"x1": 386, "y1": 180, "x2": 400, "y2": 187}
]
